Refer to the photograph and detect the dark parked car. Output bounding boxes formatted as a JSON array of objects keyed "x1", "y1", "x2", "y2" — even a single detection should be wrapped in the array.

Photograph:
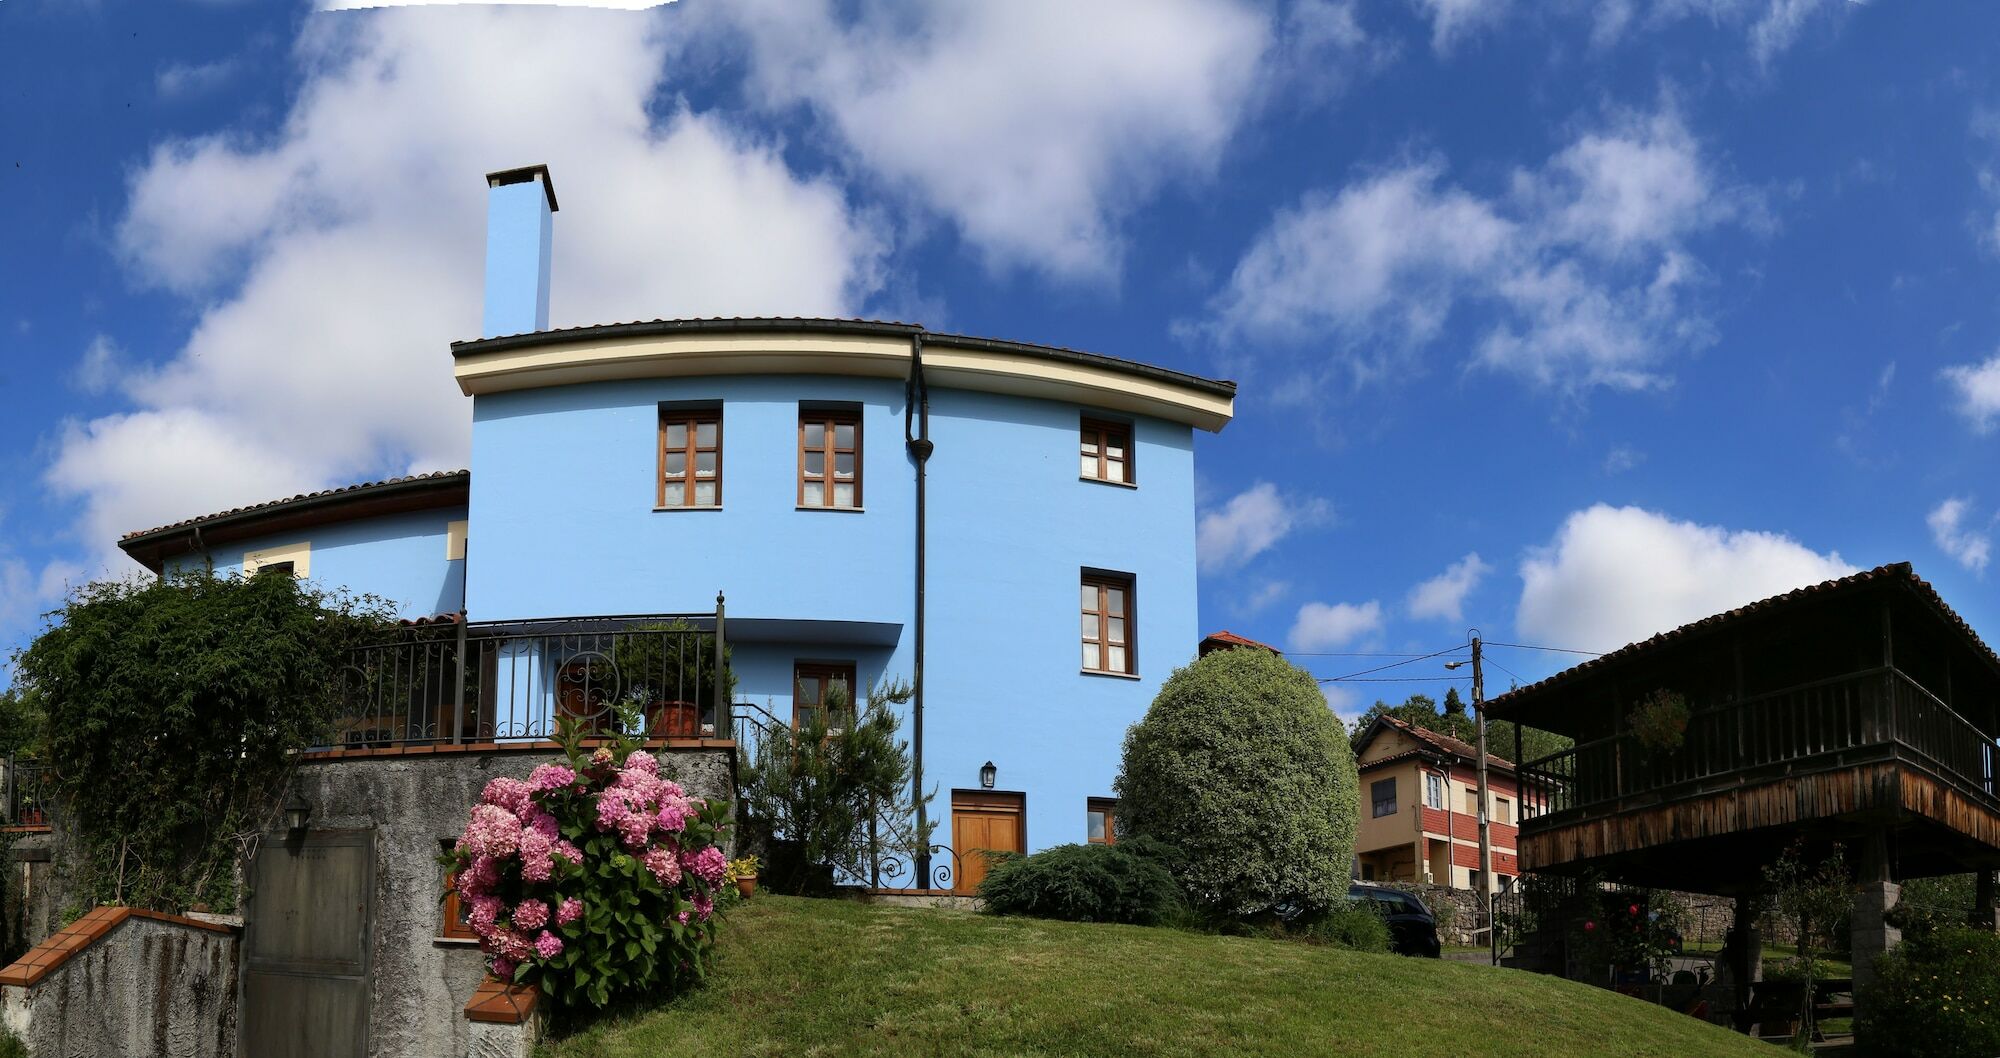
[{"x1": 1347, "y1": 882, "x2": 1442, "y2": 958}]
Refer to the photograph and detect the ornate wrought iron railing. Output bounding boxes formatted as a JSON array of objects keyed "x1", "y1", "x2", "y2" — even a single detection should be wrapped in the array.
[
  {"x1": 3, "y1": 758, "x2": 49, "y2": 827},
  {"x1": 328, "y1": 602, "x2": 731, "y2": 749},
  {"x1": 1518, "y1": 666, "x2": 1998, "y2": 826}
]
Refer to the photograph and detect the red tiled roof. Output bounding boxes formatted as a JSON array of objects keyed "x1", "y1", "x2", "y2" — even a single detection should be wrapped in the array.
[
  {"x1": 1359, "y1": 714, "x2": 1515, "y2": 773},
  {"x1": 1486, "y1": 562, "x2": 2000, "y2": 714},
  {"x1": 120, "y1": 470, "x2": 469, "y2": 541},
  {"x1": 1199, "y1": 629, "x2": 1281, "y2": 655}
]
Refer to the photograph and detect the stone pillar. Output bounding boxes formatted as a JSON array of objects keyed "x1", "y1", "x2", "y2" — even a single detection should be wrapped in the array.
[
  {"x1": 1851, "y1": 833, "x2": 1901, "y2": 1000},
  {"x1": 1974, "y1": 871, "x2": 1999, "y2": 932}
]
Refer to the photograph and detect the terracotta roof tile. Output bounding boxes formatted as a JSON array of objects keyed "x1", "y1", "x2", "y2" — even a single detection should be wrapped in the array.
[
  {"x1": 119, "y1": 470, "x2": 468, "y2": 541},
  {"x1": 1376, "y1": 715, "x2": 1515, "y2": 772},
  {"x1": 1199, "y1": 629, "x2": 1281, "y2": 655}
]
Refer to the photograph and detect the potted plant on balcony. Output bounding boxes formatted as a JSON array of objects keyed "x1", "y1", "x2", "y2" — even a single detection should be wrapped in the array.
[
  {"x1": 1628, "y1": 689, "x2": 1690, "y2": 755},
  {"x1": 606, "y1": 620, "x2": 736, "y2": 738}
]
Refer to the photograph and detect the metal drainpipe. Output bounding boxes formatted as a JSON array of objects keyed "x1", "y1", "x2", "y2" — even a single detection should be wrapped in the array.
[{"x1": 905, "y1": 333, "x2": 935, "y2": 889}]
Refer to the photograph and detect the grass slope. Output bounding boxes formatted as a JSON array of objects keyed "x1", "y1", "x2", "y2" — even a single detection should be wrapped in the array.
[{"x1": 539, "y1": 897, "x2": 1774, "y2": 1058}]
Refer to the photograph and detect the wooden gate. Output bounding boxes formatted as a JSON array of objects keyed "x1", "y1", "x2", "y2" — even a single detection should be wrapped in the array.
[
  {"x1": 951, "y1": 790, "x2": 1025, "y2": 893},
  {"x1": 240, "y1": 829, "x2": 374, "y2": 1058}
]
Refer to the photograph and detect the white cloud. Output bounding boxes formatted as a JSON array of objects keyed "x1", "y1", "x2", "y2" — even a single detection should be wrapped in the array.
[
  {"x1": 1928, "y1": 497, "x2": 1992, "y2": 574},
  {"x1": 1289, "y1": 599, "x2": 1384, "y2": 651},
  {"x1": 1516, "y1": 504, "x2": 1855, "y2": 653},
  {"x1": 1411, "y1": 0, "x2": 1507, "y2": 53},
  {"x1": 156, "y1": 58, "x2": 241, "y2": 99},
  {"x1": 54, "y1": 7, "x2": 881, "y2": 573},
  {"x1": 1943, "y1": 353, "x2": 2000, "y2": 434},
  {"x1": 1408, "y1": 552, "x2": 1491, "y2": 623},
  {"x1": 73, "y1": 335, "x2": 123, "y2": 396},
  {"x1": 693, "y1": 0, "x2": 1271, "y2": 281},
  {"x1": 1238, "y1": 578, "x2": 1292, "y2": 615},
  {"x1": 1602, "y1": 445, "x2": 1644, "y2": 474},
  {"x1": 1203, "y1": 102, "x2": 1753, "y2": 395},
  {"x1": 1196, "y1": 482, "x2": 1331, "y2": 572}
]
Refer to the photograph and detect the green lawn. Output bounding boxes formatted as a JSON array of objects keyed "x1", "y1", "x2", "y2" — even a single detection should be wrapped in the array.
[{"x1": 538, "y1": 896, "x2": 1779, "y2": 1058}]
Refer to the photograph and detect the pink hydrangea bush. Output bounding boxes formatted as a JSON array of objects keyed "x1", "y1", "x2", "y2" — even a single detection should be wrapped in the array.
[{"x1": 442, "y1": 717, "x2": 731, "y2": 1008}]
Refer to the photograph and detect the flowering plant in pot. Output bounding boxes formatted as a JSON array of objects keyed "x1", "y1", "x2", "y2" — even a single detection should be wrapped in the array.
[
  {"x1": 726, "y1": 855, "x2": 760, "y2": 898},
  {"x1": 442, "y1": 712, "x2": 731, "y2": 1009}
]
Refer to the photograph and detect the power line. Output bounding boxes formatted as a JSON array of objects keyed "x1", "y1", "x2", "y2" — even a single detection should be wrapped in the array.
[
  {"x1": 1484, "y1": 640, "x2": 1605, "y2": 658},
  {"x1": 1484, "y1": 656, "x2": 1530, "y2": 688},
  {"x1": 1319, "y1": 643, "x2": 1470, "y2": 682},
  {"x1": 1288, "y1": 650, "x2": 1459, "y2": 658},
  {"x1": 1316, "y1": 675, "x2": 1472, "y2": 684}
]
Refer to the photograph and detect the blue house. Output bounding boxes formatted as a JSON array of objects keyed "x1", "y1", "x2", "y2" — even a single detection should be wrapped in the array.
[{"x1": 116, "y1": 165, "x2": 1236, "y2": 891}]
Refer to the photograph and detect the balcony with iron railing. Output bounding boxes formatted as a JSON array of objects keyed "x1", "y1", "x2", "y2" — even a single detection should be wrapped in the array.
[
  {"x1": 324, "y1": 607, "x2": 732, "y2": 752},
  {"x1": 1517, "y1": 667, "x2": 1998, "y2": 828},
  {"x1": 2, "y1": 759, "x2": 49, "y2": 829}
]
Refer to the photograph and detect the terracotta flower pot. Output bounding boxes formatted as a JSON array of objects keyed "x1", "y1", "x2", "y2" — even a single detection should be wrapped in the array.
[{"x1": 735, "y1": 876, "x2": 757, "y2": 899}]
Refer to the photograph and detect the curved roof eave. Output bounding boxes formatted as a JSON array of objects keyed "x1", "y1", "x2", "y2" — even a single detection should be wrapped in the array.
[{"x1": 448, "y1": 317, "x2": 1237, "y2": 432}]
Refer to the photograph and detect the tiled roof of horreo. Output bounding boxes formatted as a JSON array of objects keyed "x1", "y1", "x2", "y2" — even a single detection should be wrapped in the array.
[
  {"x1": 1486, "y1": 561, "x2": 2000, "y2": 718},
  {"x1": 1199, "y1": 629, "x2": 1281, "y2": 655},
  {"x1": 116, "y1": 470, "x2": 469, "y2": 573}
]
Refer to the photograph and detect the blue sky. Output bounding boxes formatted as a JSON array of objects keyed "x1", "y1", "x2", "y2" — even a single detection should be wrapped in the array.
[{"x1": 2, "y1": 0, "x2": 1998, "y2": 718}]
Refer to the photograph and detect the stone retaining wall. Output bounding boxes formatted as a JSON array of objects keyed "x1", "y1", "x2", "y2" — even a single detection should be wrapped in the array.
[
  {"x1": 288, "y1": 743, "x2": 733, "y2": 1058},
  {"x1": 0, "y1": 906, "x2": 238, "y2": 1058}
]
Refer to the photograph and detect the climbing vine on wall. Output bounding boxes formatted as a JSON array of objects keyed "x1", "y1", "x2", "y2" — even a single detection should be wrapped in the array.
[{"x1": 8, "y1": 569, "x2": 390, "y2": 913}]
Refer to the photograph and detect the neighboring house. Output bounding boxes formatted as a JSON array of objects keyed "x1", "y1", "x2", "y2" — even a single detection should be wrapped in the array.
[
  {"x1": 113, "y1": 164, "x2": 1237, "y2": 891},
  {"x1": 1351, "y1": 715, "x2": 1520, "y2": 894},
  {"x1": 1197, "y1": 629, "x2": 1280, "y2": 657}
]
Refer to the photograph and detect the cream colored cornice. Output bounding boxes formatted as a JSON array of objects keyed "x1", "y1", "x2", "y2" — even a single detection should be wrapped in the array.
[{"x1": 451, "y1": 325, "x2": 1234, "y2": 432}]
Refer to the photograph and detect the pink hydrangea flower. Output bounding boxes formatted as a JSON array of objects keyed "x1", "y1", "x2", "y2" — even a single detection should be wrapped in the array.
[
  {"x1": 465, "y1": 804, "x2": 521, "y2": 858},
  {"x1": 534, "y1": 931, "x2": 564, "y2": 960},
  {"x1": 524, "y1": 808, "x2": 560, "y2": 840},
  {"x1": 685, "y1": 846, "x2": 727, "y2": 887},
  {"x1": 623, "y1": 751, "x2": 658, "y2": 775},
  {"x1": 556, "y1": 897, "x2": 583, "y2": 926},
  {"x1": 552, "y1": 840, "x2": 582, "y2": 865},
  {"x1": 492, "y1": 956, "x2": 517, "y2": 980},
  {"x1": 590, "y1": 747, "x2": 613, "y2": 768},
  {"x1": 469, "y1": 895, "x2": 503, "y2": 936},
  {"x1": 654, "y1": 801, "x2": 688, "y2": 834},
  {"x1": 528, "y1": 763, "x2": 577, "y2": 793},
  {"x1": 693, "y1": 890, "x2": 714, "y2": 921},
  {"x1": 643, "y1": 847, "x2": 682, "y2": 886},
  {"x1": 676, "y1": 910, "x2": 690, "y2": 926},
  {"x1": 481, "y1": 777, "x2": 533, "y2": 815},
  {"x1": 513, "y1": 899, "x2": 549, "y2": 931}
]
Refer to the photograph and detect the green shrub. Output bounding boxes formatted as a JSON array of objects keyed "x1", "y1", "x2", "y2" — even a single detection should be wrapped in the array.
[
  {"x1": 0, "y1": 1026, "x2": 22, "y2": 1058},
  {"x1": 1890, "y1": 874, "x2": 1978, "y2": 936},
  {"x1": 1860, "y1": 926, "x2": 2000, "y2": 1058},
  {"x1": 1115, "y1": 647, "x2": 1358, "y2": 919},
  {"x1": 1297, "y1": 901, "x2": 1392, "y2": 953},
  {"x1": 979, "y1": 841, "x2": 1184, "y2": 925},
  {"x1": 10, "y1": 570, "x2": 389, "y2": 912}
]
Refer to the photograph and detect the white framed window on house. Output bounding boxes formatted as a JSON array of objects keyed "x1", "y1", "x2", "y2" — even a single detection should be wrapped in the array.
[
  {"x1": 1424, "y1": 773, "x2": 1445, "y2": 810},
  {"x1": 1080, "y1": 570, "x2": 1136, "y2": 675},
  {"x1": 1371, "y1": 778, "x2": 1397, "y2": 818}
]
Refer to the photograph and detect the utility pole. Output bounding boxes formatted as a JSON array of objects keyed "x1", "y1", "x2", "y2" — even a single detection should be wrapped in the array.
[
  {"x1": 1449, "y1": 630, "x2": 1496, "y2": 963},
  {"x1": 1471, "y1": 632, "x2": 1496, "y2": 965}
]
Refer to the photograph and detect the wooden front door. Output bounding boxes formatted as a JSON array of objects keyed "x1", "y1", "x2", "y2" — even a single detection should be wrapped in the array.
[
  {"x1": 951, "y1": 790, "x2": 1025, "y2": 894},
  {"x1": 240, "y1": 829, "x2": 374, "y2": 1058}
]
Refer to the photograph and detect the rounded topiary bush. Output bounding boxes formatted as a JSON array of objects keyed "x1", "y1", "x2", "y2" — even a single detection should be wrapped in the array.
[
  {"x1": 978, "y1": 839, "x2": 1185, "y2": 925},
  {"x1": 1115, "y1": 647, "x2": 1357, "y2": 919}
]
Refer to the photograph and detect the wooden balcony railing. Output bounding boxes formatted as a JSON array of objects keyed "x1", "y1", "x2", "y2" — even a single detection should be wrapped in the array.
[{"x1": 1518, "y1": 667, "x2": 1996, "y2": 826}]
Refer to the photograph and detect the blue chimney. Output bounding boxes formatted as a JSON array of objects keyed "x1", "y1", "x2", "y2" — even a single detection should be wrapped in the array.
[{"x1": 482, "y1": 165, "x2": 558, "y2": 338}]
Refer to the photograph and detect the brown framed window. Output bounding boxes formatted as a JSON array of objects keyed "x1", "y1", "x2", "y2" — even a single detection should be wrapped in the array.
[
  {"x1": 658, "y1": 407, "x2": 721, "y2": 508},
  {"x1": 1080, "y1": 418, "x2": 1132, "y2": 485},
  {"x1": 1080, "y1": 571, "x2": 1135, "y2": 675},
  {"x1": 1087, "y1": 797, "x2": 1118, "y2": 845},
  {"x1": 1372, "y1": 778, "x2": 1398, "y2": 817},
  {"x1": 799, "y1": 410, "x2": 861, "y2": 509},
  {"x1": 440, "y1": 842, "x2": 476, "y2": 940},
  {"x1": 793, "y1": 661, "x2": 857, "y2": 730}
]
